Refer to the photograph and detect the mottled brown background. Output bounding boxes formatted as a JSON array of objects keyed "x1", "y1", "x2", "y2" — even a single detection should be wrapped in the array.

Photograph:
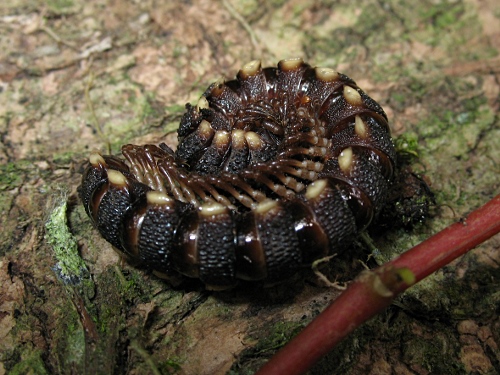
[{"x1": 0, "y1": 0, "x2": 499, "y2": 374}]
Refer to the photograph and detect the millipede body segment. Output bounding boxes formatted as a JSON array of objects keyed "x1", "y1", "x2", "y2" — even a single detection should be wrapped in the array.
[{"x1": 80, "y1": 58, "x2": 396, "y2": 289}]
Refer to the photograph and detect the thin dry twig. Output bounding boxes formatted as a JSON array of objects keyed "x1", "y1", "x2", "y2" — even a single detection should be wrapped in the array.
[
  {"x1": 26, "y1": 8, "x2": 78, "y2": 50},
  {"x1": 84, "y1": 70, "x2": 111, "y2": 154}
]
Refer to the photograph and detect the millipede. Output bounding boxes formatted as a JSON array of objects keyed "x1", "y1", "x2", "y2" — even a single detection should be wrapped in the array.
[{"x1": 80, "y1": 58, "x2": 396, "y2": 290}]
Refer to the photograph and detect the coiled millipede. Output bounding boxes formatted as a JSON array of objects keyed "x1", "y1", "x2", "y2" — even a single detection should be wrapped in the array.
[{"x1": 80, "y1": 58, "x2": 396, "y2": 289}]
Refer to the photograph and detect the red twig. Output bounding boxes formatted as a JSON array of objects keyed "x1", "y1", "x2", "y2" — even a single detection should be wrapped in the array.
[{"x1": 256, "y1": 194, "x2": 500, "y2": 375}]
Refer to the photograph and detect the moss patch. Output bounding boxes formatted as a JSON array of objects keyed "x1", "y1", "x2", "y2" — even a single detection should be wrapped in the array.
[
  {"x1": 7, "y1": 349, "x2": 49, "y2": 375},
  {"x1": 45, "y1": 196, "x2": 89, "y2": 285}
]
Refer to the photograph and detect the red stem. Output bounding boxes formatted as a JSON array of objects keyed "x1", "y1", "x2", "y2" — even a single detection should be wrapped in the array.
[
  {"x1": 255, "y1": 194, "x2": 500, "y2": 375},
  {"x1": 391, "y1": 194, "x2": 500, "y2": 287}
]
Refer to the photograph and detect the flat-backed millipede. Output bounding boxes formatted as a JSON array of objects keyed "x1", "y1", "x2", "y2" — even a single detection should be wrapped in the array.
[{"x1": 80, "y1": 58, "x2": 396, "y2": 289}]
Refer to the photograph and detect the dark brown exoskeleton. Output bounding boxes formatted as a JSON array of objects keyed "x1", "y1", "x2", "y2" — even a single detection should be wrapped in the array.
[{"x1": 80, "y1": 58, "x2": 396, "y2": 289}]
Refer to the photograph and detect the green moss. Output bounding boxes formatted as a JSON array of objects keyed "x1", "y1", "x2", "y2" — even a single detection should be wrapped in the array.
[
  {"x1": 417, "y1": 92, "x2": 492, "y2": 160},
  {"x1": 387, "y1": 303, "x2": 466, "y2": 373},
  {"x1": 59, "y1": 309, "x2": 86, "y2": 369},
  {"x1": 421, "y1": 96, "x2": 488, "y2": 139},
  {"x1": 0, "y1": 193, "x2": 12, "y2": 223},
  {"x1": 9, "y1": 297, "x2": 87, "y2": 374},
  {"x1": 88, "y1": 268, "x2": 126, "y2": 345},
  {"x1": 0, "y1": 163, "x2": 23, "y2": 190},
  {"x1": 394, "y1": 132, "x2": 420, "y2": 158},
  {"x1": 46, "y1": 0, "x2": 75, "y2": 14},
  {"x1": 408, "y1": 80, "x2": 496, "y2": 213},
  {"x1": 7, "y1": 349, "x2": 49, "y2": 375},
  {"x1": 0, "y1": 160, "x2": 33, "y2": 191},
  {"x1": 404, "y1": 1, "x2": 484, "y2": 58},
  {"x1": 139, "y1": 94, "x2": 159, "y2": 118},
  {"x1": 112, "y1": 267, "x2": 153, "y2": 304},
  {"x1": 402, "y1": 335, "x2": 466, "y2": 374},
  {"x1": 418, "y1": 2, "x2": 465, "y2": 29},
  {"x1": 96, "y1": 305, "x2": 115, "y2": 335},
  {"x1": 45, "y1": 195, "x2": 89, "y2": 286},
  {"x1": 307, "y1": 0, "x2": 493, "y2": 88},
  {"x1": 164, "y1": 103, "x2": 186, "y2": 117},
  {"x1": 52, "y1": 151, "x2": 75, "y2": 166}
]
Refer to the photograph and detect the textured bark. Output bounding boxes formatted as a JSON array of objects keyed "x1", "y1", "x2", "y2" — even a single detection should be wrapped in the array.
[{"x1": 0, "y1": 1, "x2": 499, "y2": 374}]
